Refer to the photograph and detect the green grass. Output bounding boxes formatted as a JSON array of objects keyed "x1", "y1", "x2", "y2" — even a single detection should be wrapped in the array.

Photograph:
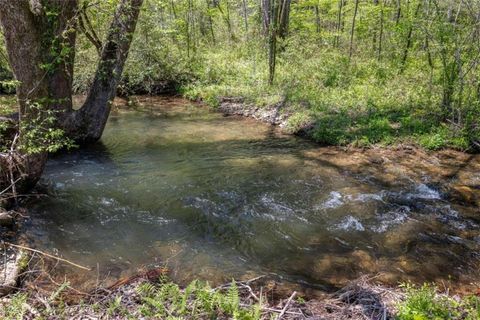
[
  {"x1": 396, "y1": 283, "x2": 480, "y2": 320},
  {"x1": 1, "y1": 293, "x2": 28, "y2": 320},
  {"x1": 181, "y1": 43, "x2": 475, "y2": 151}
]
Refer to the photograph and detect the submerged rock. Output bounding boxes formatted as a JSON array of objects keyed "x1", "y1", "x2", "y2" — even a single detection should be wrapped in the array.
[{"x1": 449, "y1": 185, "x2": 479, "y2": 206}]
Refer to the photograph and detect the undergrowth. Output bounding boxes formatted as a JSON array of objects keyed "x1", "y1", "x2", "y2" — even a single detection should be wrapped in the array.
[
  {"x1": 135, "y1": 279, "x2": 261, "y2": 319},
  {"x1": 182, "y1": 44, "x2": 474, "y2": 151},
  {"x1": 0, "y1": 279, "x2": 262, "y2": 320},
  {"x1": 3, "y1": 278, "x2": 480, "y2": 319},
  {"x1": 396, "y1": 283, "x2": 480, "y2": 320}
]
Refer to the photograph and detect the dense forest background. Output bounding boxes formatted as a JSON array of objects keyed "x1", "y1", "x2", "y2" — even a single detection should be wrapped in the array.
[{"x1": 1, "y1": 0, "x2": 479, "y2": 150}]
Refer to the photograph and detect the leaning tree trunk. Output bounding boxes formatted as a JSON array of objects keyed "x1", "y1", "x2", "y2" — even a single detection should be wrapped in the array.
[
  {"x1": 0, "y1": 0, "x2": 143, "y2": 194},
  {"x1": 0, "y1": 0, "x2": 143, "y2": 144},
  {"x1": 66, "y1": 0, "x2": 144, "y2": 143}
]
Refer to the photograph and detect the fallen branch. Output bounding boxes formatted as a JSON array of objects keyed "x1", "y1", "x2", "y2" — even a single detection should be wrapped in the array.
[
  {"x1": 240, "y1": 303, "x2": 303, "y2": 316},
  {"x1": 0, "y1": 176, "x2": 22, "y2": 195},
  {"x1": 277, "y1": 291, "x2": 297, "y2": 320},
  {"x1": 2, "y1": 242, "x2": 91, "y2": 271}
]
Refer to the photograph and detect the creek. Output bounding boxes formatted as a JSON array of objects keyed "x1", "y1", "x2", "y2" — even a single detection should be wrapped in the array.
[{"x1": 24, "y1": 96, "x2": 480, "y2": 293}]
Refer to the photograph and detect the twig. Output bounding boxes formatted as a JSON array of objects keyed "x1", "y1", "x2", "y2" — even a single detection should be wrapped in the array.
[
  {"x1": 2, "y1": 242, "x2": 91, "y2": 271},
  {"x1": 0, "y1": 176, "x2": 22, "y2": 195},
  {"x1": 277, "y1": 291, "x2": 297, "y2": 320},
  {"x1": 245, "y1": 284, "x2": 260, "y2": 301},
  {"x1": 239, "y1": 304, "x2": 302, "y2": 316},
  {"x1": 245, "y1": 275, "x2": 266, "y2": 284}
]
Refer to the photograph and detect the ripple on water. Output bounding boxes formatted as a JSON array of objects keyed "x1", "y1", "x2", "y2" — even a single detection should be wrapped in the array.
[
  {"x1": 370, "y1": 206, "x2": 410, "y2": 233},
  {"x1": 25, "y1": 98, "x2": 480, "y2": 293},
  {"x1": 331, "y1": 216, "x2": 365, "y2": 232},
  {"x1": 317, "y1": 191, "x2": 343, "y2": 210},
  {"x1": 183, "y1": 196, "x2": 220, "y2": 217},
  {"x1": 349, "y1": 192, "x2": 385, "y2": 203},
  {"x1": 260, "y1": 194, "x2": 295, "y2": 215},
  {"x1": 408, "y1": 183, "x2": 441, "y2": 200}
]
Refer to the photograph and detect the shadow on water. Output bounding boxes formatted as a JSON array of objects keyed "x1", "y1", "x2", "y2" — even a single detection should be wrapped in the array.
[{"x1": 24, "y1": 97, "x2": 480, "y2": 294}]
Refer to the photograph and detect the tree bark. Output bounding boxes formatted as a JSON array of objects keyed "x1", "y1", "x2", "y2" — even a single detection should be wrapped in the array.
[
  {"x1": 372, "y1": 0, "x2": 379, "y2": 52},
  {"x1": 400, "y1": 3, "x2": 421, "y2": 72},
  {"x1": 335, "y1": 0, "x2": 344, "y2": 47},
  {"x1": 395, "y1": 0, "x2": 402, "y2": 24},
  {"x1": 242, "y1": 0, "x2": 249, "y2": 35},
  {"x1": 268, "y1": 0, "x2": 278, "y2": 85},
  {"x1": 278, "y1": 0, "x2": 291, "y2": 39},
  {"x1": 65, "y1": 0, "x2": 144, "y2": 143},
  {"x1": 0, "y1": 0, "x2": 77, "y2": 195},
  {"x1": 314, "y1": 5, "x2": 321, "y2": 34},
  {"x1": 0, "y1": 0, "x2": 143, "y2": 143},
  {"x1": 0, "y1": 0, "x2": 77, "y2": 119},
  {"x1": 377, "y1": 0, "x2": 385, "y2": 60},
  {"x1": 349, "y1": 0, "x2": 360, "y2": 59},
  {"x1": 261, "y1": 0, "x2": 271, "y2": 36},
  {"x1": 0, "y1": 0, "x2": 143, "y2": 192}
]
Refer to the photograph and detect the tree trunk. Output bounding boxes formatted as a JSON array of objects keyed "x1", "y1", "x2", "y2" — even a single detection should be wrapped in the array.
[
  {"x1": 278, "y1": 0, "x2": 291, "y2": 39},
  {"x1": 0, "y1": 0, "x2": 77, "y2": 119},
  {"x1": 395, "y1": 0, "x2": 402, "y2": 24},
  {"x1": 242, "y1": 0, "x2": 249, "y2": 35},
  {"x1": 206, "y1": 0, "x2": 216, "y2": 44},
  {"x1": 1, "y1": 0, "x2": 143, "y2": 143},
  {"x1": 268, "y1": 0, "x2": 278, "y2": 85},
  {"x1": 377, "y1": 0, "x2": 384, "y2": 60},
  {"x1": 0, "y1": 0, "x2": 77, "y2": 193},
  {"x1": 349, "y1": 0, "x2": 360, "y2": 59},
  {"x1": 261, "y1": 0, "x2": 271, "y2": 36},
  {"x1": 0, "y1": 0, "x2": 143, "y2": 192},
  {"x1": 65, "y1": 0, "x2": 144, "y2": 143},
  {"x1": 400, "y1": 3, "x2": 421, "y2": 72},
  {"x1": 215, "y1": 0, "x2": 234, "y2": 41},
  {"x1": 372, "y1": 0, "x2": 379, "y2": 52},
  {"x1": 335, "y1": 0, "x2": 344, "y2": 47}
]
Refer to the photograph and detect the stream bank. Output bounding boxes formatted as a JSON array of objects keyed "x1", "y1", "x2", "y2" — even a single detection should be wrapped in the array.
[
  {"x1": 0, "y1": 271, "x2": 404, "y2": 319},
  {"x1": 0, "y1": 209, "x2": 28, "y2": 297},
  {"x1": 215, "y1": 96, "x2": 480, "y2": 208}
]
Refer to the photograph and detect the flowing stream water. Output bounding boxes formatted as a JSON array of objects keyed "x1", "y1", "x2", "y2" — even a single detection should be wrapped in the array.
[{"x1": 24, "y1": 97, "x2": 480, "y2": 293}]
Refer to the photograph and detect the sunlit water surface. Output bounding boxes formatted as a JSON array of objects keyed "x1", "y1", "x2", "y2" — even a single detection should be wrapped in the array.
[{"x1": 25, "y1": 97, "x2": 480, "y2": 293}]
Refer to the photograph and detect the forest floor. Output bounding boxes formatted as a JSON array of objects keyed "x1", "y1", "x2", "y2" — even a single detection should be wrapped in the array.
[
  {"x1": 1, "y1": 250, "x2": 480, "y2": 319},
  {"x1": 0, "y1": 256, "x2": 404, "y2": 320}
]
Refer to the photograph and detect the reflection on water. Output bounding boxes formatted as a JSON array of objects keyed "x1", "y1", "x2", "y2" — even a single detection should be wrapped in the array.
[{"x1": 25, "y1": 97, "x2": 480, "y2": 293}]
